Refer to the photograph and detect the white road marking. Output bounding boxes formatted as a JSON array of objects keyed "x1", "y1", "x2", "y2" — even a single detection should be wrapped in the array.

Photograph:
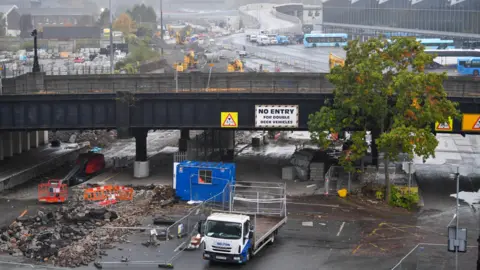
[
  {"x1": 287, "y1": 201, "x2": 340, "y2": 208},
  {"x1": 337, "y1": 222, "x2": 346, "y2": 237},
  {"x1": 302, "y1": 221, "x2": 314, "y2": 227}
]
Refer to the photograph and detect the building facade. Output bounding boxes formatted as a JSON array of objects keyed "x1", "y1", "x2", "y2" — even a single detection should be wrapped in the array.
[{"x1": 322, "y1": 0, "x2": 479, "y2": 34}]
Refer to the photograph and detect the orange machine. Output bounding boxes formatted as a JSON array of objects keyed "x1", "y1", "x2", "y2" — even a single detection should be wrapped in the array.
[{"x1": 38, "y1": 180, "x2": 68, "y2": 203}]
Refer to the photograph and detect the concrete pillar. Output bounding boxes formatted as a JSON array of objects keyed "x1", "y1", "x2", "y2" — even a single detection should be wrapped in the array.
[
  {"x1": 134, "y1": 129, "x2": 149, "y2": 178},
  {"x1": 12, "y1": 132, "x2": 22, "y2": 154},
  {"x1": 0, "y1": 133, "x2": 4, "y2": 161},
  {"x1": 38, "y1": 131, "x2": 48, "y2": 145},
  {"x1": 22, "y1": 132, "x2": 31, "y2": 152},
  {"x1": 220, "y1": 130, "x2": 235, "y2": 162},
  {"x1": 3, "y1": 132, "x2": 13, "y2": 158},
  {"x1": 30, "y1": 131, "x2": 39, "y2": 148},
  {"x1": 179, "y1": 129, "x2": 190, "y2": 152}
]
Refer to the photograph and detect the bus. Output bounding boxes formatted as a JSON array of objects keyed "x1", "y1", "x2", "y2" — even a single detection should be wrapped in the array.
[
  {"x1": 418, "y1": 39, "x2": 455, "y2": 50},
  {"x1": 387, "y1": 38, "x2": 455, "y2": 50},
  {"x1": 303, "y1": 33, "x2": 348, "y2": 48},
  {"x1": 457, "y1": 57, "x2": 480, "y2": 76}
]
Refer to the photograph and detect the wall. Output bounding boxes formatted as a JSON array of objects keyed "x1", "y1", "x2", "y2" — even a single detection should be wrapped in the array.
[
  {"x1": 238, "y1": 5, "x2": 260, "y2": 29},
  {"x1": 271, "y1": 5, "x2": 302, "y2": 34}
]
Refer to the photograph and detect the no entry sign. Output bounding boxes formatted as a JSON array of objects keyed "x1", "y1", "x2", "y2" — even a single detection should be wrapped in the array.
[{"x1": 255, "y1": 105, "x2": 299, "y2": 128}]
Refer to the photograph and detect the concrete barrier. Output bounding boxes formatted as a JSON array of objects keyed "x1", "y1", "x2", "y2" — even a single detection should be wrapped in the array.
[{"x1": 0, "y1": 144, "x2": 88, "y2": 192}]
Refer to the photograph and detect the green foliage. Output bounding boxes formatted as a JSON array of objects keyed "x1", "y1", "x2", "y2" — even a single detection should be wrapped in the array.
[
  {"x1": 20, "y1": 41, "x2": 34, "y2": 51},
  {"x1": 97, "y1": 9, "x2": 110, "y2": 28},
  {"x1": 115, "y1": 41, "x2": 160, "y2": 72},
  {"x1": 127, "y1": 4, "x2": 157, "y2": 23},
  {"x1": 308, "y1": 37, "x2": 459, "y2": 201},
  {"x1": 0, "y1": 13, "x2": 5, "y2": 37},
  {"x1": 389, "y1": 186, "x2": 419, "y2": 210},
  {"x1": 136, "y1": 25, "x2": 154, "y2": 38}
]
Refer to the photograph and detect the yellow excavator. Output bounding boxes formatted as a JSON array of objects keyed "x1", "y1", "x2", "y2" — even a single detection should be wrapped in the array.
[
  {"x1": 184, "y1": 51, "x2": 198, "y2": 69},
  {"x1": 170, "y1": 25, "x2": 192, "y2": 45},
  {"x1": 227, "y1": 59, "x2": 244, "y2": 72},
  {"x1": 329, "y1": 53, "x2": 345, "y2": 70}
]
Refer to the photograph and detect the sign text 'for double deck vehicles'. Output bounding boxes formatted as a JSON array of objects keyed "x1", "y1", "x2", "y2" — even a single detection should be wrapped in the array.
[{"x1": 255, "y1": 105, "x2": 299, "y2": 128}]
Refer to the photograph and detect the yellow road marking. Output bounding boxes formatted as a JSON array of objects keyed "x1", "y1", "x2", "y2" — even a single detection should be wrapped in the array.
[{"x1": 352, "y1": 244, "x2": 362, "y2": 254}]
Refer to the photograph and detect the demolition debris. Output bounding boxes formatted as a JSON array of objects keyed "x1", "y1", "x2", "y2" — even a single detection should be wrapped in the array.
[{"x1": 0, "y1": 185, "x2": 176, "y2": 268}]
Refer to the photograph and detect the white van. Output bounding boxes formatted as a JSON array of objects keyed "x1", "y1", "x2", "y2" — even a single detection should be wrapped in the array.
[
  {"x1": 258, "y1": 35, "x2": 270, "y2": 46},
  {"x1": 249, "y1": 35, "x2": 257, "y2": 42}
]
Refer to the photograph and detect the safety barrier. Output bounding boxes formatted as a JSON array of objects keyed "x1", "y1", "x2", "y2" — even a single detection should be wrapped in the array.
[
  {"x1": 83, "y1": 185, "x2": 134, "y2": 202},
  {"x1": 38, "y1": 180, "x2": 68, "y2": 203}
]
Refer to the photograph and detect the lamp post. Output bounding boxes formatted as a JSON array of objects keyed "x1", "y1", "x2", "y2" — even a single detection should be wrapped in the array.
[
  {"x1": 160, "y1": 0, "x2": 164, "y2": 55},
  {"x1": 449, "y1": 168, "x2": 460, "y2": 270},
  {"x1": 109, "y1": 0, "x2": 114, "y2": 74},
  {"x1": 31, "y1": 29, "x2": 40, "y2": 73}
]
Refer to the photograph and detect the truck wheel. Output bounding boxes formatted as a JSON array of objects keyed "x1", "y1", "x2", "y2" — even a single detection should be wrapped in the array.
[
  {"x1": 474, "y1": 70, "x2": 479, "y2": 76},
  {"x1": 269, "y1": 234, "x2": 275, "y2": 245}
]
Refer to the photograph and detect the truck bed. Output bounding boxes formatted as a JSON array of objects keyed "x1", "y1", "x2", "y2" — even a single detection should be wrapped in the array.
[{"x1": 253, "y1": 215, "x2": 286, "y2": 249}]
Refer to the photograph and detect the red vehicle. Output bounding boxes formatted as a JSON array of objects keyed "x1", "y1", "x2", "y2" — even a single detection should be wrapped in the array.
[{"x1": 73, "y1": 57, "x2": 85, "y2": 63}]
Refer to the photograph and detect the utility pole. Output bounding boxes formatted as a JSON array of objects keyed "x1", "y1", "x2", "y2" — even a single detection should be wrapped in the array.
[
  {"x1": 160, "y1": 0, "x2": 164, "y2": 55},
  {"x1": 109, "y1": 0, "x2": 114, "y2": 74},
  {"x1": 31, "y1": 29, "x2": 40, "y2": 73}
]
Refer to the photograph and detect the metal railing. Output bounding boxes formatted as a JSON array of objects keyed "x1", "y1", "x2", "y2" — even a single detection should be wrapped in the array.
[{"x1": 3, "y1": 73, "x2": 479, "y2": 96}]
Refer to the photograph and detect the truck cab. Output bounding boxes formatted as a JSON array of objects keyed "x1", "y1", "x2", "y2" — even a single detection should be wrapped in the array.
[{"x1": 202, "y1": 213, "x2": 252, "y2": 263}]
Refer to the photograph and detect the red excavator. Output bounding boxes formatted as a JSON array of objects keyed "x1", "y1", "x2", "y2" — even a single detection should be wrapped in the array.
[{"x1": 38, "y1": 151, "x2": 105, "y2": 203}]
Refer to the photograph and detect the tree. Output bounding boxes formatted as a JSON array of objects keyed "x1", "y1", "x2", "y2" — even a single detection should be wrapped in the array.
[
  {"x1": 97, "y1": 8, "x2": 110, "y2": 28},
  {"x1": 19, "y1": 14, "x2": 33, "y2": 38},
  {"x1": 0, "y1": 13, "x2": 5, "y2": 36},
  {"x1": 127, "y1": 4, "x2": 156, "y2": 24},
  {"x1": 113, "y1": 13, "x2": 136, "y2": 35},
  {"x1": 308, "y1": 37, "x2": 459, "y2": 202}
]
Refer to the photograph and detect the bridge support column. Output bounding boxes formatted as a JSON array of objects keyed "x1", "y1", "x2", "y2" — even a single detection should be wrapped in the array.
[
  {"x1": 179, "y1": 129, "x2": 190, "y2": 152},
  {"x1": 0, "y1": 133, "x2": 4, "y2": 161},
  {"x1": 12, "y1": 132, "x2": 22, "y2": 155},
  {"x1": 30, "y1": 131, "x2": 39, "y2": 148},
  {"x1": 220, "y1": 130, "x2": 235, "y2": 162},
  {"x1": 2, "y1": 132, "x2": 13, "y2": 158},
  {"x1": 22, "y1": 132, "x2": 30, "y2": 152},
  {"x1": 133, "y1": 129, "x2": 149, "y2": 178},
  {"x1": 38, "y1": 131, "x2": 48, "y2": 146}
]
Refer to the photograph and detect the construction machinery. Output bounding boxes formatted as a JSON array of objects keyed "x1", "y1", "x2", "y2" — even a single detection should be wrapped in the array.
[
  {"x1": 184, "y1": 50, "x2": 198, "y2": 69},
  {"x1": 329, "y1": 53, "x2": 345, "y2": 70},
  {"x1": 228, "y1": 59, "x2": 244, "y2": 72},
  {"x1": 38, "y1": 151, "x2": 105, "y2": 203},
  {"x1": 169, "y1": 25, "x2": 193, "y2": 45}
]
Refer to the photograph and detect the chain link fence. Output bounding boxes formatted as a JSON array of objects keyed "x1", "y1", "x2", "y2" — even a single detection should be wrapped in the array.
[{"x1": 391, "y1": 243, "x2": 478, "y2": 270}]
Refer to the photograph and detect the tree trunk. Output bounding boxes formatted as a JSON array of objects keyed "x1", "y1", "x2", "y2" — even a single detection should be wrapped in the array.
[{"x1": 384, "y1": 156, "x2": 391, "y2": 202}]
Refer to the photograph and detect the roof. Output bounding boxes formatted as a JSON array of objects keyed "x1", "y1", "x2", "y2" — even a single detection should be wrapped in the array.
[
  {"x1": 179, "y1": 160, "x2": 235, "y2": 170},
  {"x1": 18, "y1": 7, "x2": 92, "y2": 16},
  {"x1": 207, "y1": 213, "x2": 248, "y2": 223},
  {"x1": 0, "y1": 5, "x2": 18, "y2": 17}
]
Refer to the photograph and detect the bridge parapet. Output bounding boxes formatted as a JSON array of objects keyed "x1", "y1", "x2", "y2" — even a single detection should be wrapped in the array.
[{"x1": 1, "y1": 72, "x2": 479, "y2": 97}]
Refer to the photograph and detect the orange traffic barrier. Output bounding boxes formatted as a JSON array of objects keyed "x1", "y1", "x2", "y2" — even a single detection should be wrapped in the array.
[
  {"x1": 83, "y1": 185, "x2": 134, "y2": 202},
  {"x1": 38, "y1": 180, "x2": 68, "y2": 203}
]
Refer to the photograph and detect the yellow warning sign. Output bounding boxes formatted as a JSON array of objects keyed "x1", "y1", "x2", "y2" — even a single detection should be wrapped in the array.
[
  {"x1": 435, "y1": 117, "x2": 453, "y2": 132},
  {"x1": 221, "y1": 112, "x2": 238, "y2": 128},
  {"x1": 462, "y1": 114, "x2": 480, "y2": 132}
]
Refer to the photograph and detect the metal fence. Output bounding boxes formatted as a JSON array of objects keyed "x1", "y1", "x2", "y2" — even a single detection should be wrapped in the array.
[
  {"x1": 391, "y1": 243, "x2": 478, "y2": 270},
  {"x1": 324, "y1": 164, "x2": 413, "y2": 195},
  {"x1": 3, "y1": 65, "x2": 112, "y2": 78},
  {"x1": 3, "y1": 73, "x2": 480, "y2": 96},
  {"x1": 230, "y1": 181, "x2": 287, "y2": 216}
]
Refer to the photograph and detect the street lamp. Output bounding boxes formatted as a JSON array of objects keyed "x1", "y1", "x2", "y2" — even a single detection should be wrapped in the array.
[
  {"x1": 31, "y1": 29, "x2": 40, "y2": 73},
  {"x1": 449, "y1": 168, "x2": 460, "y2": 270},
  {"x1": 160, "y1": 0, "x2": 164, "y2": 55},
  {"x1": 109, "y1": 0, "x2": 114, "y2": 74}
]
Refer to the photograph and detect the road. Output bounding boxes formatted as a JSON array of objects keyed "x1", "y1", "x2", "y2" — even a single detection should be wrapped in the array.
[
  {"x1": 0, "y1": 197, "x2": 418, "y2": 270},
  {"x1": 243, "y1": 4, "x2": 295, "y2": 32}
]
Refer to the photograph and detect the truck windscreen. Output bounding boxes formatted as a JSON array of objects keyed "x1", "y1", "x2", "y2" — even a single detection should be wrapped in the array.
[{"x1": 205, "y1": 221, "x2": 242, "y2": 240}]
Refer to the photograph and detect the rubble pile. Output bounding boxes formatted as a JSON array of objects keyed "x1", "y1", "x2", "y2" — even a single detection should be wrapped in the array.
[
  {"x1": 49, "y1": 130, "x2": 117, "y2": 147},
  {"x1": 0, "y1": 185, "x2": 177, "y2": 268},
  {"x1": 0, "y1": 204, "x2": 118, "y2": 264}
]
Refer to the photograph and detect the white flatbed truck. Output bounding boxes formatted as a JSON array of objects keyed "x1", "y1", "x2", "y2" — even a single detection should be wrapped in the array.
[{"x1": 200, "y1": 182, "x2": 287, "y2": 264}]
